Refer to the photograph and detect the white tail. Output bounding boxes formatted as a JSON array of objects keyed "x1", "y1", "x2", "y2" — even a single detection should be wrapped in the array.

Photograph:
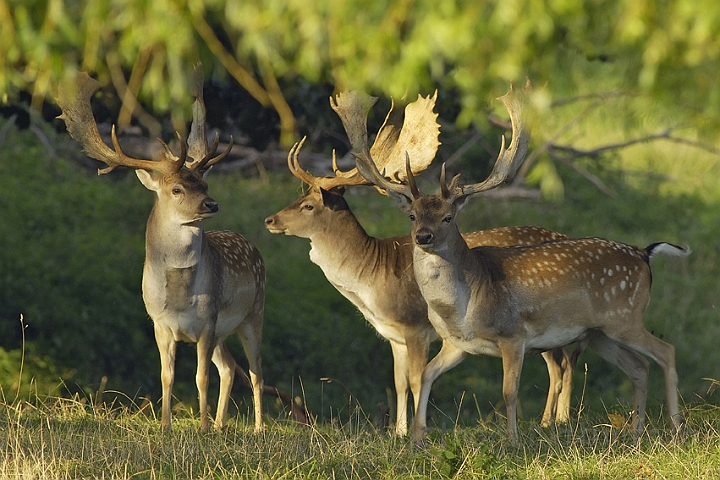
[{"x1": 57, "y1": 67, "x2": 266, "y2": 432}]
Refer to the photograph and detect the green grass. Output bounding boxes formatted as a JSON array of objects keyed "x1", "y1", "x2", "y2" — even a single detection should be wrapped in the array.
[{"x1": 2, "y1": 394, "x2": 720, "y2": 479}]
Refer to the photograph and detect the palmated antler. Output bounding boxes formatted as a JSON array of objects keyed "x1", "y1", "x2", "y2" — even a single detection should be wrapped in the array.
[
  {"x1": 56, "y1": 72, "x2": 184, "y2": 176},
  {"x1": 286, "y1": 90, "x2": 441, "y2": 192},
  {"x1": 331, "y1": 90, "x2": 441, "y2": 185},
  {"x1": 57, "y1": 66, "x2": 233, "y2": 176},
  {"x1": 355, "y1": 81, "x2": 531, "y2": 202},
  {"x1": 185, "y1": 63, "x2": 234, "y2": 172}
]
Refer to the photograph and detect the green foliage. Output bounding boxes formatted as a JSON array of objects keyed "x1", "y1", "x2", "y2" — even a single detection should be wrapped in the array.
[
  {"x1": 0, "y1": 119, "x2": 155, "y2": 398},
  {"x1": 2, "y1": 0, "x2": 720, "y2": 142}
]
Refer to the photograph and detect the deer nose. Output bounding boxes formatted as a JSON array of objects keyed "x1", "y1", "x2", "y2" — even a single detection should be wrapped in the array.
[
  {"x1": 204, "y1": 199, "x2": 219, "y2": 213},
  {"x1": 415, "y1": 230, "x2": 434, "y2": 245},
  {"x1": 264, "y1": 215, "x2": 276, "y2": 226}
]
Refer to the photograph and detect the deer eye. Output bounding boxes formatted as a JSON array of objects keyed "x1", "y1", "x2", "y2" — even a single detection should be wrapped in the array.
[
  {"x1": 303, "y1": 204, "x2": 314, "y2": 211},
  {"x1": 443, "y1": 215, "x2": 453, "y2": 223},
  {"x1": 171, "y1": 187, "x2": 182, "y2": 195},
  {"x1": 409, "y1": 214, "x2": 416, "y2": 221}
]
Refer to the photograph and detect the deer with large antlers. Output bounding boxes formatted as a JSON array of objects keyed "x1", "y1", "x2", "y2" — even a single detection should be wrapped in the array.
[
  {"x1": 353, "y1": 81, "x2": 690, "y2": 444},
  {"x1": 56, "y1": 68, "x2": 267, "y2": 432},
  {"x1": 266, "y1": 91, "x2": 596, "y2": 435}
]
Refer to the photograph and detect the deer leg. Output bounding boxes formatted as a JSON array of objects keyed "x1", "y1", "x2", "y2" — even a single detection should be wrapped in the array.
[
  {"x1": 608, "y1": 328, "x2": 681, "y2": 431},
  {"x1": 540, "y1": 349, "x2": 563, "y2": 427},
  {"x1": 196, "y1": 328, "x2": 215, "y2": 432},
  {"x1": 586, "y1": 331, "x2": 649, "y2": 432},
  {"x1": 406, "y1": 334, "x2": 431, "y2": 437},
  {"x1": 389, "y1": 341, "x2": 410, "y2": 436},
  {"x1": 412, "y1": 340, "x2": 467, "y2": 445},
  {"x1": 237, "y1": 315, "x2": 264, "y2": 433},
  {"x1": 556, "y1": 341, "x2": 587, "y2": 424},
  {"x1": 154, "y1": 325, "x2": 176, "y2": 432},
  {"x1": 211, "y1": 340, "x2": 237, "y2": 430},
  {"x1": 500, "y1": 341, "x2": 525, "y2": 445}
]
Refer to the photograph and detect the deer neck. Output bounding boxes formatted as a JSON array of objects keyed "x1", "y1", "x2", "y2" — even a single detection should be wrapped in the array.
[
  {"x1": 306, "y1": 210, "x2": 377, "y2": 284},
  {"x1": 412, "y1": 226, "x2": 480, "y2": 323},
  {"x1": 144, "y1": 203, "x2": 208, "y2": 271}
]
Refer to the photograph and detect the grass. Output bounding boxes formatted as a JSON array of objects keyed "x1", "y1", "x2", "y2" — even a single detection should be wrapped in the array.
[{"x1": 2, "y1": 391, "x2": 720, "y2": 479}]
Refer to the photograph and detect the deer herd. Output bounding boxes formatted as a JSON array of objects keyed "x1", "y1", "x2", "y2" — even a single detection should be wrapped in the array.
[{"x1": 57, "y1": 66, "x2": 690, "y2": 445}]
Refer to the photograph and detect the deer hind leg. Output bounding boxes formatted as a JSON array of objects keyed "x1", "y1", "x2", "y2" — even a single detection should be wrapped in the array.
[
  {"x1": 237, "y1": 314, "x2": 264, "y2": 433},
  {"x1": 586, "y1": 331, "x2": 649, "y2": 432},
  {"x1": 389, "y1": 341, "x2": 410, "y2": 436},
  {"x1": 211, "y1": 340, "x2": 237, "y2": 430},
  {"x1": 196, "y1": 328, "x2": 216, "y2": 432},
  {"x1": 609, "y1": 328, "x2": 681, "y2": 431},
  {"x1": 540, "y1": 349, "x2": 563, "y2": 427},
  {"x1": 555, "y1": 341, "x2": 587, "y2": 424},
  {"x1": 154, "y1": 325, "x2": 177, "y2": 432},
  {"x1": 412, "y1": 340, "x2": 467, "y2": 445}
]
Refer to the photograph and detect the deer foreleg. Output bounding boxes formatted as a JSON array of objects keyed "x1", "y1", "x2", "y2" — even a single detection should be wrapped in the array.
[
  {"x1": 154, "y1": 325, "x2": 177, "y2": 432},
  {"x1": 196, "y1": 328, "x2": 215, "y2": 432},
  {"x1": 500, "y1": 341, "x2": 525, "y2": 445},
  {"x1": 406, "y1": 334, "x2": 431, "y2": 437},
  {"x1": 212, "y1": 340, "x2": 237, "y2": 429},
  {"x1": 389, "y1": 341, "x2": 410, "y2": 436},
  {"x1": 412, "y1": 340, "x2": 467, "y2": 445}
]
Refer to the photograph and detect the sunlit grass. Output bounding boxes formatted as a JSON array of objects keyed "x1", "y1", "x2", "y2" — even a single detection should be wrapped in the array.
[{"x1": 2, "y1": 393, "x2": 720, "y2": 479}]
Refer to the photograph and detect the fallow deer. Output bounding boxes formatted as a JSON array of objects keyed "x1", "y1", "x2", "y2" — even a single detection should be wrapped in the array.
[
  {"x1": 353, "y1": 81, "x2": 690, "y2": 444},
  {"x1": 266, "y1": 91, "x2": 581, "y2": 435},
  {"x1": 57, "y1": 68, "x2": 266, "y2": 432}
]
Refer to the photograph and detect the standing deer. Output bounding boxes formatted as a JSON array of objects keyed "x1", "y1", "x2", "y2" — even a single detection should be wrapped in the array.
[
  {"x1": 57, "y1": 69, "x2": 265, "y2": 432},
  {"x1": 353, "y1": 81, "x2": 690, "y2": 444},
  {"x1": 266, "y1": 91, "x2": 584, "y2": 435}
]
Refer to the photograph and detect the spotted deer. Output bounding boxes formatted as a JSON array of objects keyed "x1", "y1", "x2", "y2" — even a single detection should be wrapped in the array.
[
  {"x1": 266, "y1": 91, "x2": 577, "y2": 436},
  {"x1": 353, "y1": 82, "x2": 690, "y2": 444},
  {"x1": 57, "y1": 69, "x2": 266, "y2": 432}
]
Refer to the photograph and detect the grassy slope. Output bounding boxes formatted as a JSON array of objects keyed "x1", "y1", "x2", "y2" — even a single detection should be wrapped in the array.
[{"x1": 2, "y1": 397, "x2": 720, "y2": 479}]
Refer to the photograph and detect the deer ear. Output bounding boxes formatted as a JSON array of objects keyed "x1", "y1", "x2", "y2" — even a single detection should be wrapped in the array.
[
  {"x1": 319, "y1": 187, "x2": 349, "y2": 211},
  {"x1": 136, "y1": 169, "x2": 161, "y2": 191},
  {"x1": 387, "y1": 190, "x2": 413, "y2": 214},
  {"x1": 201, "y1": 165, "x2": 213, "y2": 180},
  {"x1": 452, "y1": 195, "x2": 471, "y2": 213}
]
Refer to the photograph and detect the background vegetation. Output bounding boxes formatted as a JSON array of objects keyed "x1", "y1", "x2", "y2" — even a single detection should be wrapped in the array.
[{"x1": 0, "y1": 0, "x2": 719, "y2": 459}]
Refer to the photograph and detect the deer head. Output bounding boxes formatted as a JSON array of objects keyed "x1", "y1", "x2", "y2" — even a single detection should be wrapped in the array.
[
  {"x1": 354, "y1": 80, "x2": 531, "y2": 252},
  {"x1": 56, "y1": 67, "x2": 234, "y2": 227},
  {"x1": 265, "y1": 90, "x2": 441, "y2": 237}
]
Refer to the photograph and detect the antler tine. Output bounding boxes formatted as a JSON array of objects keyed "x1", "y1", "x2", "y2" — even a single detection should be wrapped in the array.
[
  {"x1": 453, "y1": 81, "x2": 531, "y2": 200},
  {"x1": 192, "y1": 134, "x2": 234, "y2": 172},
  {"x1": 331, "y1": 149, "x2": 360, "y2": 179},
  {"x1": 287, "y1": 137, "x2": 317, "y2": 186},
  {"x1": 57, "y1": 72, "x2": 180, "y2": 176},
  {"x1": 406, "y1": 152, "x2": 421, "y2": 198},
  {"x1": 287, "y1": 136, "x2": 370, "y2": 190},
  {"x1": 353, "y1": 146, "x2": 415, "y2": 199}
]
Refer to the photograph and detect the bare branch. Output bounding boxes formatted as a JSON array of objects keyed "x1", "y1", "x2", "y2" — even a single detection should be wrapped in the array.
[{"x1": 549, "y1": 150, "x2": 616, "y2": 197}]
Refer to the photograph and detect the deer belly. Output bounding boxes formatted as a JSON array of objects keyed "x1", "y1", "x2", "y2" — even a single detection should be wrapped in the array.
[{"x1": 525, "y1": 326, "x2": 587, "y2": 351}]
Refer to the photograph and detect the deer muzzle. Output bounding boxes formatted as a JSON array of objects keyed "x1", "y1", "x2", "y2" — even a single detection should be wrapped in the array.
[
  {"x1": 264, "y1": 215, "x2": 285, "y2": 234},
  {"x1": 415, "y1": 228, "x2": 434, "y2": 246}
]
